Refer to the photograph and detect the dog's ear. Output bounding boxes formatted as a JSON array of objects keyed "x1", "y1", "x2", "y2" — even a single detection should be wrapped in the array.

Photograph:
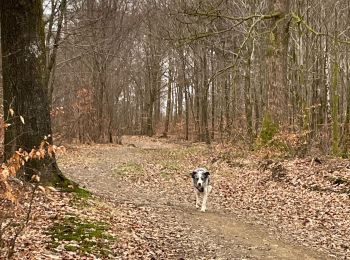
[
  {"x1": 191, "y1": 171, "x2": 196, "y2": 178},
  {"x1": 204, "y1": 171, "x2": 210, "y2": 177}
]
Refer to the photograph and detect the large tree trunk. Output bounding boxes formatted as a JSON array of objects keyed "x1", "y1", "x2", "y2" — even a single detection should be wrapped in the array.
[
  {"x1": 1, "y1": 0, "x2": 66, "y2": 184},
  {"x1": 266, "y1": 0, "x2": 290, "y2": 125}
]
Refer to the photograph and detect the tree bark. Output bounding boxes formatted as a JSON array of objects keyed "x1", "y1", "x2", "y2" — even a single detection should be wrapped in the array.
[
  {"x1": 193, "y1": 52, "x2": 201, "y2": 140},
  {"x1": 244, "y1": 39, "x2": 253, "y2": 141},
  {"x1": 1, "y1": 0, "x2": 66, "y2": 184},
  {"x1": 46, "y1": 0, "x2": 67, "y2": 104},
  {"x1": 210, "y1": 50, "x2": 215, "y2": 140},
  {"x1": 266, "y1": 0, "x2": 290, "y2": 125},
  {"x1": 162, "y1": 58, "x2": 173, "y2": 138},
  {"x1": 201, "y1": 48, "x2": 210, "y2": 144},
  {"x1": 181, "y1": 53, "x2": 189, "y2": 141},
  {"x1": 331, "y1": 14, "x2": 340, "y2": 155}
]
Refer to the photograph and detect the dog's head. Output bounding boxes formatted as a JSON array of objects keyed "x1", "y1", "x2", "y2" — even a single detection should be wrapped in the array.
[{"x1": 191, "y1": 168, "x2": 210, "y2": 190}]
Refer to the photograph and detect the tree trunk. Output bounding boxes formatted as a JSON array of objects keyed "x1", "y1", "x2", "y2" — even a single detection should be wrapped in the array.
[
  {"x1": 244, "y1": 39, "x2": 253, "y2": 141},
  {"x1": 265, "y1": 0, "x2": 290, "y2": 125},
  {"x1": 210, "y1": 51, "x2": 215, "y2": 140},
  {"x1": 224, "y1": 78, "x2": 230, "y2": 132},
  {"x1": 147, "y1": 96, "x2": 154, "y2": 137},
  {"x1": 46, "y1": 0, "x2": 67, "y2": 104},
  {"x1": 193, "y1": 54, "x2": 201, "y2": 140},
  {"x1": 331, "y1": 16, "x2": 340, "y2": 155},
  {"x1": 1, "y1": 0, "x2": 66, "y2": 184},
  {"x1": 179, "y1": 50, "x2": 189, "y2": 140},
  {"x1": 177, "y1": 81, "x2": 183, "y2": 120},
  {"x1": 201, "y1": 48, "x2": 210, "y2": 144},
  {"x1": 343, "y1": 47, "x2": 350, "y2": 155},
  {"x1": 162, "y1": 59, "x2": 172, "y2": 138},
  {"x1": 185, "y1": 86, "x2": 189, "y2": 140}
]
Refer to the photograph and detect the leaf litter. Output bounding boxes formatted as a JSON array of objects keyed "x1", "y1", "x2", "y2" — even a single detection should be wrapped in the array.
[{"x1": 6, "y1": 136, "x2": 350, "y2": 259}]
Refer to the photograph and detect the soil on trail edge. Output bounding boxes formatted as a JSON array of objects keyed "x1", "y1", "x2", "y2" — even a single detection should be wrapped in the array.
[{"x1": 58, "y1": 136, "x2": 329, "y2": 259}]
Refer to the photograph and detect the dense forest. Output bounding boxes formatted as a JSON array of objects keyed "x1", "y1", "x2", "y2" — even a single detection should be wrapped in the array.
[
  {"x1": 44, "y1": 0, "x2": 350, "y2": 156},
  {"x1": 1, "y1": 1, "x2": 350, "y2": 259}
]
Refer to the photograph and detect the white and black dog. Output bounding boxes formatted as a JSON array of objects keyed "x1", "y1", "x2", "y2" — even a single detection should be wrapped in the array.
[{"x1": 191, "y1": 168, "x2": 212, "y2": 212}]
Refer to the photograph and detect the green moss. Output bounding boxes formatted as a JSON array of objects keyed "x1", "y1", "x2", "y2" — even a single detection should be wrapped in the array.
[
  {"x1": 60, "y1": 183, "x2": 91, "y2": 199},
  {"x1": 59, "y1": 183, "x2": 92, "y2": 208},
  {"x1": 259, "y1": 114, "x2": 278, "y2": 145},
  {"x1": 55, "y1": 175, "x2": 79, "y2": 190},
  {"x1": 112, "y1": 162, "x2": 143, "y2": 175},
  {"x1": 341, "y1": 151, "x2": 350, "y2": 159},
  {"x1": 56, "y1": 174, "x2": 90, "y2": 199},
  {"x1": 64, "y1": 244, "x2": 78, "y2": 251},
  {"x1": 73, "y1": 187, "x2": 91, "y2": 199},
  {"x1": 254, "y1": 114, "x2": 300, "y2": 157},
  {"x1": 69, "y1": 187, "x2": 92, "y2": 209},
  {"x1": 48, "y1": 216, "x2": 115, "y2": 257}
]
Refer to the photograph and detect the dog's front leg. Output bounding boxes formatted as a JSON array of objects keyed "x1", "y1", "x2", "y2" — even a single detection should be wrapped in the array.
[
  {"x1": 195, "y1": 190, "x2": 200, "y2": 208},
  {"x1": 201, "y1": 189, "x2": 208, "y2": 212},
  {"x1": 201, "y1": 185, "x2": 212, "y2": 212}
]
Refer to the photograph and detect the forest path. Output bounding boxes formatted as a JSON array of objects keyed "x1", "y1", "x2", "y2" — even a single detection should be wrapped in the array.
[{"x1": 59, "y1": 136, "x2": 328, "y2": 259}]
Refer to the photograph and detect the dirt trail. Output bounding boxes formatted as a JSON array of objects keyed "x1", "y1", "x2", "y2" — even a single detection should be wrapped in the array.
[{"x1": 59, "y1": 137, "x2": 329, "y2": 259}]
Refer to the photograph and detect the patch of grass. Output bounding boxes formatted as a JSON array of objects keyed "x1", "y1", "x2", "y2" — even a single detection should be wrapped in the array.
[
  {"x1": 48, "y1": 216, "x2": 115, "y2": 257},
  {"x1": 173, "y1": 146, "x2": 206, "y2": 158},
  {"x1": 112, "y1": 162, "x2": 143, "y2": 175},
  {"x1": 64, "y1": 244, "x2": 78, "y2": 251},
  {"x1": 140, "y1": 145, "x2": 205, "y2": 160},
  {"x1": 159, "y1": 172, "x2": 171, "y2": 179},
  {"x1": 159, "y1": 160, "x2": 181, "y2": 179},
  {"x1": 219, "y1": 150, "x2": 246, "y2": 162},
  {"x1": 140, "y1": 148, "x2": 173, "y2": 158},
  {"x1": 161, "y1": 160, "x2": 181, "y2": 171}
]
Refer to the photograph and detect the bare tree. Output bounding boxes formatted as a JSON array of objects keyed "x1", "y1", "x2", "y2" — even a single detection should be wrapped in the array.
[
  {"x1": 45, "y1": 0, "x2": 350, "y2": 155},
  {"x1": 1, "y1": 0, "x2": 65, "y2": 183}
]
